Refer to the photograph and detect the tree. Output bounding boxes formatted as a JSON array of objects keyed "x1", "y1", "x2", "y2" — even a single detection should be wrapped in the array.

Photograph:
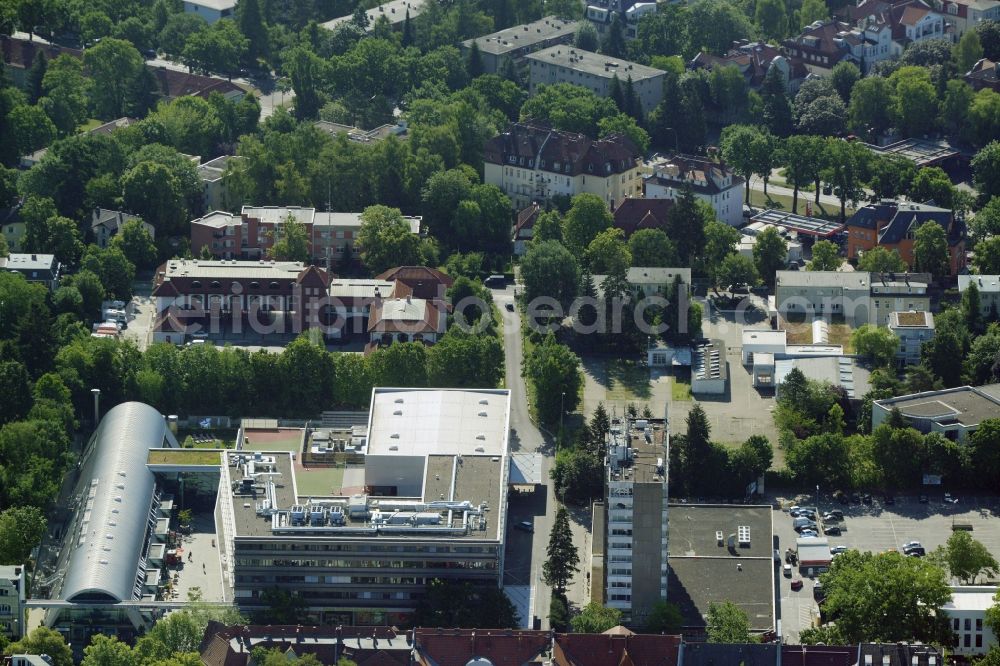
[
  {"x1": 521, "y1": 240, "x2": 580, "y2": 308},
  {"x1": 849, "y1": 76, "x2": 894, "y2": 141},
  {"x1": 954, "y1": 30, "x2": 985, "y2": 73},
  {"x1": 81, "y1": 634, "x2": 136, "y2": 666},
  {"x1": 665, "y1": 187, "x2": 710, "y2": 265},
  {"x1": 288, "y1": 47, "x2": 323, "y2": 121},
  {"x1": 0, "y1": 506, "x2": 47, "y2": 564},
  {"x1": 973, "y1": 142, "x2": 1000, "y2": 198},
  {"x1": 819, "y1": 550, "x2": 954, "y2": 643},
  {"x1": 415, "y1": 579, "x2": 519, "y2": 629},
  {"x1": 268, "y1": 215, "x2": 310, "y2": 262},
  {"x1": 543, "y1": 506, "x2": 580, "y2": 594},
  {"x1": 688, "y1": 0, "x2": 752, "y2": 55},
  {"x1": 941, "y1": 79, "x2": 975, "y2": 136},
  {"x1": 796, "y1": 0, "x2": 828, "y2": 29},
  {"x1": 549, "y1": 593, "x2": 570, "y2": 632},
  {"x1": 182, "y1": 19, "x2": 248, "y2": 76},
  {"x1": 721, "y1": 124, "x2": 759, "y2": 199},
  {"x1": 761, "y1": 67, "x2": 793, "y2": 137},
  {"x1": 967, "y1": 87, "x2": 1000, "y2": 148},
  {"x1": 575, "y1": 22, "x2": 599, "y2": 51},
  {"x1": 808, "y1": 240, "x2": 843, "y2": 271},
  {"x1": 519, "y1": 83, "x2": 618, "y2": 137},
  {"x1": 80, "y1": 245, "x2": 136, "y2": 301},
  {"x1": 628, "y1": 228, "x2": 679, "y2": 267},
  {"x1": 913, "y1": 222, "x2": 950, "y2": 278},
  {"x1": 357, "y1": 205, "x2": 422, "y2": 274},
  {"x1": 0, "y1": 361, "x2": 33, "y2": 426},
  {"x1": 109, "y1": 219, "x2": 157, "y2": 269},
  {"x1": 598, "y1": 113, "x2": 650, "y2": 154},
  {"x1": 563, "y1": 193, "x2": 613, "y2": 254},
  {"x1": 524, "y1": 334, "x2": 582, "y2": 426},
  {"x1": 23, "y1": 214, "x2": 84, "y2": 270},
  {"x1": 706, "y1": 601, "x2": 757, "y2": 643},
  {"x1": 934, "y1": 531, "x2": 999, "y2": 584},
  {"x1": 974, "y1": 236, "x2": 1000, "y2": 275},
  {"x1": 910, "y1": 167, "x2": 957, "y2": 209},
  {"x1": 8, "y1": 104, "x2": 56, "y2": 157},
  {"x1": 830, "y1": 61, "x2": 860, "y2": 104},
  {"x1": 858, "y1": 246, "x2": 908, "y2": 273},
  {"x1": 237, "y1": 0, "x2": 267, "y2": 63},
  {"x1": 796, "y1": 95, "x2": 847, "y2": 136},
  {"x1": 585, "y1": 228, "x2": 631, "y2": 274},
  {"x1": 755, "y1": 0, "x2": 786, "y2": 39},
  {"x1": 571, "y1": 603, "x2": 622, "y2": 633},
  {"x1": 987, "y1": 591, "x2": 1000, "y2": 639},
  {"x1": 782, "y1": 134, "x2": 825, "y2": 213},
  {"x1": 426, "y1": 329, "x2": 503, "y2": 387},
  {"x1": 550, "y1": 447, "x2": 603, "y2": 504},
  {"x1": 852, "y1": 324, "x2": 901, "y2": 368},
  {"x1": 601, "y1": 12, "x2": 627, "y2": 57},
  {"x1": 8, "y1": 628, "x2": 73, "y2": 666},
  {"x1": 703, "y1": 220, "x2": 741, "y2": 282},
  {"x1": 890, "y1": 66, "x2": 939, "y2": 137},
  {"x1": 40, "y1": 55, "x2": 91, "y2": 136},
  {"x1": 645, "y1": 600, "x2": 684, "y2": 633},
  {"x1": 753, "y1": 227, "x2": 787, "y2": 288},
  {"x1": 83, "y1": 38, "x2": 146, "y2": 119},
  {"x1": 821, "y1": 138, "x2": 870, "y2": 222},
  {"x1": 122, "y1": 161, "x2": 187, "y2": 234},
  {"x1": 466, "y1": 40, "x2": 484, "y2": 78},
  {"x1": 717, "y1": 253, "x2": 759, "y2": 291}
]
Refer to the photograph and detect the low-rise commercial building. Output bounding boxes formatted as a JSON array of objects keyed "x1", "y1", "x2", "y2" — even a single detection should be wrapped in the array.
[
  {"x1": 888, "y1": 310, "x2": 935, "y2": 366},
  {"x1": 461, "y1": 17, "x2": 578, "y2": 74},
  {"x1": 775, "y1": 271, "x2": 930, "y2": 326},
  {"x1": 0, "y1": 566, "x2": 25, "y2": 640},
  {"x1": 644, "y1": 155, "x2": 744, "y2": 227},
  {"x1": 776, "y1": 356, "x2": 871, "y2": 400},
  {"x1": 942, "y1": 586, "x2": 999, "y2": 656},
  {"x1": 872, "y1": 383, "x2": 1000, "y2": 440},
  {"x1": 692, "y1": 339, "x2": 728, "y2": 395},
  {"x1": 484, "y1": 122, "x2": 642, "y2": 210},
  {"x1": 526, "y1": 46, "x2": 666, "y2": 115}
]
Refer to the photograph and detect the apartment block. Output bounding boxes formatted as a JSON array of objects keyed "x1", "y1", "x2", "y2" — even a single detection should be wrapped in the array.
[
  {"x1": 526, "y1": 46, "x2": 666, "y2": 114},
  {"x1": 942, "y1": 586, "x2": 999, "y2": 656},
  {"x1": 888, "y1": 310, "x2": 935, "y2": 366},
  {"x1": 774, "y1": 271, "x2": 931, "y2": 326},
  {"x1": 461, "y1": 17, "x2": 578, "y2": 74},
  {"x1": 483, "y1": 121, "x2": 642, "y2": 210},
  {"x1": 958, "y1": 275, "x2": 1000, "y2": 318},
  {"x1": 644, "y1": 154, "x2": 745, "y2": 227},
  {"x1": 0, "y1": 566, "x2": 25, "y2": 640}
]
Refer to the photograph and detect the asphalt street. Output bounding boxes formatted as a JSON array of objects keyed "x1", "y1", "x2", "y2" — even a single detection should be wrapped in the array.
[{"x1": 494, "y1": 287, "x2": 558, "y2": 629}]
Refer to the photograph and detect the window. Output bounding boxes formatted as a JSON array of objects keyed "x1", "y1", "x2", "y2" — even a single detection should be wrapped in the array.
[
  {"x1": 250, "y1": 281, "x2": 259, "y2": 289},
  {"x1": 210, "y1": 280, "x2": 221, "y2": 288},
  {"x1": 269, "y1": 281, "x2": 280, "y2": 289},
  {"x1": 976, "y1": 619, "x2": 983, "y2": 631},
  {"x1": 966, "y1": 618, "x2": 972, "y2": 631},
  {"x1": 976, "y1": 635, "x2": 983, "y2": 648},
  {"x1": 191, "y1": 281, "x2": 202, "y2": 288}
]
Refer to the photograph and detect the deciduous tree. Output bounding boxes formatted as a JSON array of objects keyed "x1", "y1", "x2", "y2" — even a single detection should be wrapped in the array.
[
  {"x1": 706, "y1": 601, "x2": 757, "y2": 643},
  {"x1": 808, "y1": 240, "x2": 843, "y2": 271},
  {"x1": 752, "y1": 226, "x2": 787, "y2": 287},
  {"x1": 913, "y1": 221, "x2": 950, "y2": 278},
  {"x1": 628, "y1": 228, "x2": 679, "y2": 267},
  {"x1": 357, "y1": 205, "x2": 422, "y2": 274}
]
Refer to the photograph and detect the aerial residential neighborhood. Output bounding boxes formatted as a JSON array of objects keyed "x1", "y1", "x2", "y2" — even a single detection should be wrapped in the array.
[{"x1": 3, "y1": 0, "x2": 1000, "y2": 663}]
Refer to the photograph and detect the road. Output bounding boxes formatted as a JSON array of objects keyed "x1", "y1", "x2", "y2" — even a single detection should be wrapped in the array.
[
  {"x1": 494, "y1": 287, "x2": 556, "y2": 629},
  {"x1": 748, "y1": 174, "x2": 845, "y2": 210}
]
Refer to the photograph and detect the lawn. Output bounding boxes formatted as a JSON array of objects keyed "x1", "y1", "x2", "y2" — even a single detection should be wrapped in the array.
[
  {"x1": 293, "y1": 465, "x2": 344, "y2": 497},
  {"x1": 604, "y1": 358, "x2": 653, "y2": 402},
  {"x1": 747, "y1": 189, "x2": 851, "y2": 219},
  {"x1": 670, "y1": 374, "x2": 692, "y2": 401},
  {"x1": 781, "y1": 314, "x2": 855, "y2": 353},
  {"x1": 148, "y1": 449, "x2": 223, "y2": 466}
]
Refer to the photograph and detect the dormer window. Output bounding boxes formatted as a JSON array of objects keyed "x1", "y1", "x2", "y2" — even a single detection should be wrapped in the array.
[
  {"x1": 554, "y1": 161, "x2": 560, "y2": 171},
  {"x1": 269, "y1": 281, "x2": 280, "y2": 289},
  {"x1": 210, "y1": 280, "x2": 221, "y2": 288},
  {"x1": 191, "y1": 281, "x2": 202, "y2": 288},
  {"x1": 250, "y1": 281, "x2": 260, "y2": 289}
]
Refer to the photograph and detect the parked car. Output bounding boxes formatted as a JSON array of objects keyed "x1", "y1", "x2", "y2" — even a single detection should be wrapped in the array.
[
  {"x1": 791, "y1": 579, "x2": 804, "y2": 591},
  {"x1": 822, "y1": 511, "x2": 843, "y2": 522},
  {"x1": 799, "y1": 529, "x2": 819, "y2": 538},
  {"x1": 906, "y1": 547, "x2": 926, "y2": 557},
  {"x1": 793, "y1": 518, "x2": 817, "y2": 531},
  {"x1": 903, "y1": 541, "x2": 922, "y2": 550},
  {"x1": 862, "y1": 493, "x2": 873, "y2": 505},
  {"x1": 823, "y1": 526, "x2": 842, "y2": 536},
  {"x1": 783, "y1": 563, "x2": 793, "y2": 577},
  {"x1": 505, "y1": 302, "x2": 514, "y2": 312},
  {"x1": 514, "y1": 521, "x2": 533, "y2": 533},
  {"x1": 830, "y1": 546, "x2": 848, "y2": 555},
  {"x1": 944, "y1": 493, "x2": 959, "y2": 504}
]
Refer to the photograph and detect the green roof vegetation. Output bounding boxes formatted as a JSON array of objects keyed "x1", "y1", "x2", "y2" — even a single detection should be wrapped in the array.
[{"x1": 147, "y1": 449, "x2": 223, "y2": 466}]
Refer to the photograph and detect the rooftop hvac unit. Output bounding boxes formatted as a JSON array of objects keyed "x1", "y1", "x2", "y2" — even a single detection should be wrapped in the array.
[{"x1": 329, "y1": 506, "x2": 346, "y2": 525}]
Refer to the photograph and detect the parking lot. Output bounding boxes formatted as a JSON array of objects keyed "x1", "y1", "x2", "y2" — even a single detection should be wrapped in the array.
[{"x1": 772, "y1": 493, "x2": 1000, "y2": 643}]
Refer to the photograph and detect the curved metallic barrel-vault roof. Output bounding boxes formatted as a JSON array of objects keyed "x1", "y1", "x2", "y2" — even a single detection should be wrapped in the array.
[{"x1": 61, "y1": 402, "x2": 170, "y2": 603}]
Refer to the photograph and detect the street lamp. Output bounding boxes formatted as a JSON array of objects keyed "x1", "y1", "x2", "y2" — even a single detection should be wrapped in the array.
[
  {"x1": 91, "y1": 388, "x2": 101, "y2": 426},
  {"x1": 560, "y1": 392, "x2": 566, "y2": 442},
  {"x1": 816, "y1": 484, "x2": 820, "y2": 509}
]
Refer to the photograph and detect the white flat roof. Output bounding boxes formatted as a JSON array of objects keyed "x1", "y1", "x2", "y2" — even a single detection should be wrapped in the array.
[
  {"x1": 943, "y1": 587, "x2": 999, "y2": 611},
  {"x1": 366, "y1": 388, "x2": 511, "y2": 458},
  {"x1": 742, "y1": 329, "x2": 786, "y2": 346}
]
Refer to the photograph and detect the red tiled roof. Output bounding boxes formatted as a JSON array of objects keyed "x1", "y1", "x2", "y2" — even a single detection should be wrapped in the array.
[
  {"x1": 612, "y1": 198, "x2": 674, "y2": 236},
  {"x1": 413, "y1": 628, "x2": 551, "y2": 666},
  {"x1": 149, "y1": 67, "x2": 244, "y2": 100},
  {"x1": 0, "y1": 35, "x2": 82, "y2": 69},
  {"x1": 375, "y1": 266, "x2": 454, "y2": 300},
  {"x1": 553, "y1": 633, "x2": 681, "y2": 666},
  {"x1": 899, "y1": 4, "x2": 930, "y2": 24},
  {"x1": 515, "y1": 203, "x2": 542, "y2": 240}
]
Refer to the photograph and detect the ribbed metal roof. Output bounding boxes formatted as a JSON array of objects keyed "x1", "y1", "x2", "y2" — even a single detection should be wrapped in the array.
[{"x1": 61, "y1": 402, "x2": 170, "y2": 603}]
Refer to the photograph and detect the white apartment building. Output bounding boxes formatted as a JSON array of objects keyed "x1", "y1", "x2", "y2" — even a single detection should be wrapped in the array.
[
  {"x1": 888, "y1": 310, "x2": 935, "y2": 366},
  {"x1": 938, "y1": 0, "x2": 1000, "y2": 37},
  {"x1": 0, "y1": 566, "x2": 26, "y2": 640},
  {"x1": 942, "y1": 586, "x2": 998, "y2": 656},
  {"x1": 643, "y1": 154, "x2": 745, "y2": 227},
  {"x1": 604, "y1": 415, "x2": 669, "y2": 626},
  {"x1": 958, "y1": 275, "x2": 1000, "y2": 318},
  {"x1": 483, "y1": 122, "x2": 642, "y2": 210},
  {"x1": 182, "y1": 0, "x2": 236, "y2": 24}
]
